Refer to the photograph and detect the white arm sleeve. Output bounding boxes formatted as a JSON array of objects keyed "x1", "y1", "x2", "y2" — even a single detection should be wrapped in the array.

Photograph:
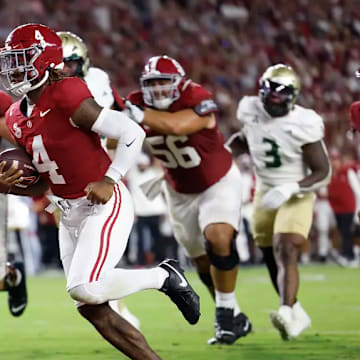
[
  {"x1": 91, "y1": 108, "x2": 145, "y2": 182},
  {"x1": 348, "y1": 168, "x2": 360, "y2": 200}
]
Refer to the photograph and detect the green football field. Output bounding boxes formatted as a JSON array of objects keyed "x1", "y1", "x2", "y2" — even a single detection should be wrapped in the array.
[{"x1": 0, "y1": 264, "x2": 359, "y2": 360}]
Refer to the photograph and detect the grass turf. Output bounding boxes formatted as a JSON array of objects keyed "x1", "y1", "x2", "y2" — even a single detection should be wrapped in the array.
[{"x1": 0, "y1": 264, "x2": 359, "y2": 360}]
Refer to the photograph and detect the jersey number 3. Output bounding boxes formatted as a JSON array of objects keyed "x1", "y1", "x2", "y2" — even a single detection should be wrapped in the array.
[
  {"x1": 32, "y1": 135, "x2": 66, "y2": 184},
  {"x1": 263, "y1": 137, "x2": 282, "y2": 168},
  {"x1": 147, "y1": 135, "x2": 201, "y2": 169}
]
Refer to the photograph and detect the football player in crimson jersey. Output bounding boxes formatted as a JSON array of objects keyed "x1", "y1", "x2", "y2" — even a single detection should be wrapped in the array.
[
  {"x1": 57, "y1": 30, "x2": 140, "y2": 330},
  {"x1": 0, "y1": 90, "x2": 28, "y2": 318},
  {"x1": 229, "y1": 64, "x2": 331, "y2": 340},
  {"x1": 126, "y1": 55, "x2": 252, "y2": 345},
  {"x1": 0, "y1": 24, "x2": 200, "y2": 360}
]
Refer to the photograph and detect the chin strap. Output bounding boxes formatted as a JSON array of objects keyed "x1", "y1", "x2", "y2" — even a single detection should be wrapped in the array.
[{"x1": 10, "y1": 71, "x2": 49, "y2": 97}]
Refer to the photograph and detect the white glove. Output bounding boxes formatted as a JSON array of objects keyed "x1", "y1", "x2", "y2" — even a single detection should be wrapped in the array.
[
  {"x1": 125, "y1": 100, "x2": 144, "y2": 124},
  {"x1": 260, "y1": 182, "x2": 300, "y2": 209}
]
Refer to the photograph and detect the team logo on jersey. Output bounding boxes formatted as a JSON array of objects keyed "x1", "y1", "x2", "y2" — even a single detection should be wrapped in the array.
[
  {"x1": 27, "y1": 120, "x2": 32, "y2": 128},
  {"x1": 13, "y1": 123, "x2": 22, "y2": 138},
  {"x1": 194, "y1": 99, "x2": 218, "y2": 115}
]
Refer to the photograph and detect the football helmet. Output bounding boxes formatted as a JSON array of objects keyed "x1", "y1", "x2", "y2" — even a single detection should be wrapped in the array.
[
  {"x1": 0, "y1": 23, "x2": 63, "y2": 96},
  {"x1": 259, "y1": 64, "x2": 300, "y2": 117},
  {"x1": 57, "y1": 31, "x2": 89, "y2": 77},
  {"x1": 140, "y1": 55, "x2": 185, "y2": 109}
]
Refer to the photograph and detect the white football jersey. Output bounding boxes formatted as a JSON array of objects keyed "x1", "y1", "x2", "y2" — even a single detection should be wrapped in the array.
[
  {"x1": 236, "y1": 96, "x2": 324, "y2": 189},
  {"x1": 84, "y1": 67, "x2": 114, "y2": 108}
]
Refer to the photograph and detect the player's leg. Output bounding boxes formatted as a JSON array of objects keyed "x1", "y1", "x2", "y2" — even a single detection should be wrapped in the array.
[
  {"x1": 192, "y1": 254, "x2": 214, "y2": 298},
  {"x1": 78, "y1": 303, "x2": 162, "y2": 360},
  {"x1": 162, "y1": 182, "x2": 214, "y2": 294},
  {"x1": 63, "y1": 183, "x2": 199, "y2": 357},
  {"x1": 199, "y1": 163, "x2": 251, "y2": 344},
  {"x1": 270, "y1": 193, "x2": 314, "y2": 340},
  {"x1": 0, "y1": 193, "x2": 27, "y2": 316}
]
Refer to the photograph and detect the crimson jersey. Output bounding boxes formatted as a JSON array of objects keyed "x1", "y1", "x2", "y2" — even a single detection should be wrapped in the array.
[
  {"x1": 6, "y1": 78, "x2": 111, "y2": 199},
  {"x1": 128, "y1": 82, "x2": 232, "y2": 194},
  {"x1": 0, "y1": 90, "x2": 12, "y2": 116},
  {"x1": 328, "y1": 164, "x2": 356, "y2": 213}
]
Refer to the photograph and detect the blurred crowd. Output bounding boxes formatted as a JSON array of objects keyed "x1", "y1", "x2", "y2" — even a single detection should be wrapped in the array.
[
  {"x1": 1, "y1": 0, "x2": 360, "y2": 271},
  {"x1": 1, "y1": 0, "x2": 360, "y2": 149}
]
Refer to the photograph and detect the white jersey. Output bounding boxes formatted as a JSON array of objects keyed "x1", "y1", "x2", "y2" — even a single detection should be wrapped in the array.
[
  {"x1": 84, "y1": 67, "x2": 114, "y2": 108},
  {"x1": 236, "y1": 96, "x2": 324, "y2": 190}
]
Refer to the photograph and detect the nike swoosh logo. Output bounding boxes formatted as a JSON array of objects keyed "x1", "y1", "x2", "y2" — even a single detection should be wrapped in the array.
[
  {"x1": 243, "y1": 319, "x2": 250, "y2": 332},
  {"x1": 11, "y1": 303, "x2": 26, "y2": 313},
  {"x1": 126, "y1": 138, "x2": 135, "y2": 147},
  {"x1": 166, "y1": 263, "x2": 188, "y2": 287},
  {"x1": 40, "y1": 109, "x2": 51, "y2": 117}
]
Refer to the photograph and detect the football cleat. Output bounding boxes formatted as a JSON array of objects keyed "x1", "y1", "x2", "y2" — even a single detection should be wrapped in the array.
[
  {"x1": 270, "y1": 305, "x2": 293, "y2": 341},
  {"x1": 291, "y1": 302, "x2": 311, "y2": 337},
  {"x1": 6, "y1": 262, "x2": 28, "y2": 317},
  {"x1": 208, "y1": 308, "x2": 252, "y2": 345},
  {"x1": 159, "y1": 259, "x2": 200, "y2": 325}
]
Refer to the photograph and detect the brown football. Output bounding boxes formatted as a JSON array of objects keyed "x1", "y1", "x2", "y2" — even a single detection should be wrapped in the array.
[{"x1": 0, "y1": 148, "x2": 40, "y2": 188}]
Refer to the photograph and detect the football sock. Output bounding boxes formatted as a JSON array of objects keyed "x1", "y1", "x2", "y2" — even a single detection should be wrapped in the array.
[
  {"x1": 215, "y1": 290, "x2": 240, "y2": 315},
  {"x1": 82, "y1": 267, "x2": 169, "y2": 301}
]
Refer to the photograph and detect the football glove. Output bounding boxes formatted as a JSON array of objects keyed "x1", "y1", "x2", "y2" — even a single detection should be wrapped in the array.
[
  {"x1": 125, "y1": 100, "x2": 144, "y2": 124},
  {"x1": 260, "y1": 182, "x2": 300, "y2": 209}
]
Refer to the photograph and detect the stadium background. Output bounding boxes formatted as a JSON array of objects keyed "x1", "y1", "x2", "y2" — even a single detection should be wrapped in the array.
[
  {"x1": 1, "y1": 0, "x2": 359, "y2": 151},
  {"x1": 0, "y1": 1, "x2": 359, "y2": 360}
]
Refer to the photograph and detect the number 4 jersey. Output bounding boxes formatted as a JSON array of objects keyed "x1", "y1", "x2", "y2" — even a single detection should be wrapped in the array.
[
  {"x1": 5, "y1": 78, "x2": 111, "y2": 199},
  {"x1": 236, "y1": 96, "x2": 325, "y2": 190},
  {"x1": 128, "y1": 82, "x2": 232, "y2": 194}
]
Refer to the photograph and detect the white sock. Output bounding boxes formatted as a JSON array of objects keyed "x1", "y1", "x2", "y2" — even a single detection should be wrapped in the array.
[
  {"x1": 84, "y1": 267, "x2": 169, "y2": 301},
  {"x1": 215, "y1": 290, "x2": 240, "y2": 314}
]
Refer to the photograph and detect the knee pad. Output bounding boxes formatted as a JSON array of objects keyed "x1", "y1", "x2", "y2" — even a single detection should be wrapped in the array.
[
  {"x1": 68, "y1": 284, "x2": 105, "y2": 305},
  {"x1": 205, "y1": 237, "x2": 239, "y2": 271},
  {"x1": 198, "y1": 271, "x2": 213, "y2": 288}
]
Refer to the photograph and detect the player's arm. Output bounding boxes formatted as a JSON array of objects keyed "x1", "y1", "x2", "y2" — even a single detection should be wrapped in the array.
[
  {"x1": 298, "y1": 140, "x2": 331, "y2": 191},
  {"x1": 71, "y1": 97, "x2": 145, "y2": 204},
  {"x1": 261, "y1": 140, "x2": 331, "y2": 209},
  {"x1": 141, "y1": 108, "x2": 216, "y2": 135}
]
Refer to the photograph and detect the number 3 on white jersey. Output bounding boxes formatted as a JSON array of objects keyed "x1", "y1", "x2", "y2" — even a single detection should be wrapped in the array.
[{"x1": 32, "y1": 134, "x2": 66, "y2": 184}]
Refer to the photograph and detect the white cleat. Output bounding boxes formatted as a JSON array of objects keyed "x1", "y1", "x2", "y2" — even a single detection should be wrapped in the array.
[
  {"x1": 270, "y1": 305, "x2": 293, "y2": 341},
  {"x1": 291, "y1": 302, "x2": 311, "y2": 337}
]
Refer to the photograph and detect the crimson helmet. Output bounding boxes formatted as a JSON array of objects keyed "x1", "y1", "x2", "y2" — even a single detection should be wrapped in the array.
[
  {"x1": 140, "y1": 55, "x2": 185, "y2": 109},
  {"x1": 0, "y1": 23, "x2": 63, "y2": 96}
]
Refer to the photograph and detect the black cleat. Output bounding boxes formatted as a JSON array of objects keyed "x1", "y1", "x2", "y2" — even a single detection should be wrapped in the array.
[
  {"x1": 159, "y1": 259, "x2": 200, "y2": 325},
  {"x1": 6, "y1": 262, "x2": 27, "y2": 317},
  {"x1": 208, "y1": 308, "x2": 252, "y2": 345}
]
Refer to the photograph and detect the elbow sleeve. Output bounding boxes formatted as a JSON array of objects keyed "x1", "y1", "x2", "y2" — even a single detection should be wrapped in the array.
[{"x1": 91, "y1": 108, "x2": 145, "y2": 182}]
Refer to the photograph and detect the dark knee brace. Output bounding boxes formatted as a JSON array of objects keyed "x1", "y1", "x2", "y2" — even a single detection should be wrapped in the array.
[{"x1": 205, "y1": 237, "x2": 239, "y2": 271}]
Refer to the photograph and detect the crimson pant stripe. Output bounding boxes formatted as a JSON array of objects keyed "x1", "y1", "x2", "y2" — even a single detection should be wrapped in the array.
[
  {"x1": 95, "y1": 184, "x2": 122, "y2": 281},
  {"x1": 89, "y1": 184, "x2": 120, "y2": 282}
]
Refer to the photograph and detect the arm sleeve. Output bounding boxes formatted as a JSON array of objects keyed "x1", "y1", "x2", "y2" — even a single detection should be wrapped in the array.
[
  {"x1": 348, "y1": 168, "x2": 360, "y2": 200},
  {"x1": 91, "y1": 108, "x2": 145, "y2": 182}
]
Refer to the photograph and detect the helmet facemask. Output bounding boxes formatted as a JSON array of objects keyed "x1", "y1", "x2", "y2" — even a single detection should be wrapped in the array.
[
  {"x1": 259, "y1": 64, "x2": 300, "y2": 118},
  {"x1": 260, "y1": 79, "x2": 298, "y2": 117},
  {"x1": 141, "y1": 74, "x2": 182, "y2": 110},
  {"x1": 0, "y1": 45, "x2": 46, "y2": 96}
]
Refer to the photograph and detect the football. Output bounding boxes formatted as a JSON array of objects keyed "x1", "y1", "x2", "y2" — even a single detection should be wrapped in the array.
[{"x1": 0, "y1": 148, "x2": 40, "y2": 188}]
